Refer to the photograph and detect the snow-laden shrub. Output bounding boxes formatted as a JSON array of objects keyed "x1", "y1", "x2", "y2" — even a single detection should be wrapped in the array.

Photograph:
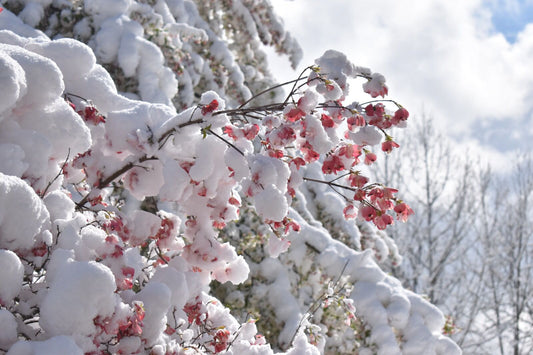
[{"x1": 0, "y1": 2, "x2": 460, "y2": 354}]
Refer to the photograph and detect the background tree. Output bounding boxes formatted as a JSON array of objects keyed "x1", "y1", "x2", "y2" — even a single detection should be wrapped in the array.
[
  {"x1": 468, "y1": 157, "x2": 533, "y2": 355},
  {"x1": 373, "y1": 115, "x2": 484, "y2": 346}
]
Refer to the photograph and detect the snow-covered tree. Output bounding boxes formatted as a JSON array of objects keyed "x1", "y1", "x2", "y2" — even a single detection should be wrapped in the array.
[{"x1": 0, "y1": 2, "x2": 460, "y2": 354}]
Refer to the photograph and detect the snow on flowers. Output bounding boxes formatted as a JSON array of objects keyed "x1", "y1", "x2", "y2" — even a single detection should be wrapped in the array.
[{"x1": 0, "y1": 3, "x2": 459, "y2": 355}]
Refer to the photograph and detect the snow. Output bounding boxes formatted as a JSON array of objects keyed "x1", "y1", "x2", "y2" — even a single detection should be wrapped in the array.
[
  {"x1": 0, "y1": 43, "x2": 63, "y2": 108},
  {"x1": 43, "y1": 190, "x2": 75, "y2": 222},
  {"x1": 0, "y1": 143, "x2": 28, "y2": 176},
  {"x1": 7, "y1": 336, "x2": 83, "y2": 355},
  {"x1": 134, "y1": 281, "x2": 171, "y2": 346},
  {"x1": 0, "y1": 309, "x2": 18, "y2": 349},
  {"x1": 350, "y1": 125, "x2": 383, "y2": 146},
  {"x1": 254, "y1": 184, "x2": 288, "y2": 222},
  {"x1": 0, "y1": 173, "x2": 50, "y2": 251},
  {"x1": 0, "y1": 250, "x2": 24, "y2": 306},
  {"x1": 0, "y1": 49, "x2": 26, "y2": 117},
  {"x1": 39, "y1": 260, "x2": 116, "y2": 342}
]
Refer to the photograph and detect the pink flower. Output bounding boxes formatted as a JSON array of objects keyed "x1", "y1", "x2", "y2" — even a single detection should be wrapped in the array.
[
  {"x1": 382, "y1": 139, "x2": 400, "y2": 153},
  {"x1": 383, "y1": 187, "x2": 398, "y2": 199},
  {"x1": 353, "y1": 189, "x2": 366, "y2": 201},
  {"x1": 339, "y1": 144, "x2": 362, "y2": 160},
  {"x1": 348, "y1": 173, "x2": 368, "y2": 188},
  {"x1": 228, "y1": 197, "x2": 240, "y2": 206},
  {"x1": 224, "y1": 125, "x2": 237, "y2": 140},
  {"x1": 392, "y1": 107, "x2": 409, "y2": 124},
  {"x1": 322, "y1": 155, "x2": 344, "y2": 174},
  {"x1": 394, "y1": 202, "x2": 414, "y2": 222},
  {"x1": 343, "y1": 205, "x2": 358, "y2": 219},
  {"x1": 361, "y1": 205, "x2": 376, "y2": 221},
  {"x1": 243, "y1": 124, "x2": 260, "y2": 140},
  {"x1": 290, "y1": 157, "x2": 306, "y2": 169},
  {"x1": 184, "y1": 300, "x2": 204, "y2": 325},
  {"x1": 212, "y1": 328, "x2": 231, "y2": 353},
  {"x1": 374, "y1": 213, "x2": 394, "y2": 230},
  {"x1": 202, "y1": 99, "x2": 219, "y2": 115},
  {"x1": 347, "y1": 114, "x2": 365, "y2": 130},
  {"x1": 31, "y1": 243, "x2": 48, "y2": 257},
  {"x1": 286, "y1": 107, "x2": 305, "y2": 122},
  {"x1": 374, "y1": 103, "x2": 385, "y2": 118},
  {"x1": 377, "y1": 198, "x2": 394, "y2": 211},
  {"x1": 78, "y1": 106, "x2": 105, "y2": 125},
  {"x1": 321, "y1": 113, "x2": 335, "y2": 128},
  {"x1": 275, "y1": 126, "x2": 296, "y2": 144},
  {"x1": 364, "y1": 152, "x2": 377, "y2": 165},
  {"x1": 365, "y1": 104, "x2": 375, "y2": 116},
  {"x1": 121, "y1": 267, "x2": 135, "y2": 278},
  {"x1": 363, "y1": 73, "x2": 388, "y2": 98}
]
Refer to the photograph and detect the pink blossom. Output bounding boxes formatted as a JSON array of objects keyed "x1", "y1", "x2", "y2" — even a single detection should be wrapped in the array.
[
  {"x1": 353, "y1": 189, "x2": 366, "y2": 201},
  {"x1": 361, "y1": 205, "x2": 376, "y2": 221},
  {"x1": 363, "y1": 73, "x2": 389, "y2": 98},
  {"x1": 348, "y1": 173, "x2": 368, "y2": 188},
  {"x1": 201, "y1": 99, "x2": 219, "y2": 115},
  {"x1": 392, "y1": 107, "x2": 409, "y2": 124},
  {"x1": 343, "y1": 205, "x2": 358, "y2": 219},
  {"x1": 364, "y1": 152, "x2": 377, "y2": 165},
  {"x1": 322, "y1": 155, "x2": 345, "y2": 174},
  {"x1": 365, "y1": 104, "x2": 375, "y2": 116},
  {"x1": 382, "y1": 139, "x2": 400, "y2": 153},
  {"x1": 321, "y1": 113, "x2": 335, "y2": 128},
  {"x1": 286, "y1": 107, "x2": 305, "y2": 122},
  {"x1": 394, "y1": 202, "x2": 414, "y2": 222},
  {"x1": 374, "y1": 213, "x2": 394, "y2": 230},
  {"x1": 243, "y1": 124, "x2": 260, "y2": 140},
  {"x1": 290, "y1": 157, "x2": 306, "y2": 169}
]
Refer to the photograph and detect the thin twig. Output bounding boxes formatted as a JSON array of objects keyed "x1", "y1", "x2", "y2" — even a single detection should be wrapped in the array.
[
  {"x1": 207, "y1": 129, "x2": 245, "y2": 157},
  {"x1": 283, "y1": 66, "x2": 313, "y2": 106},
  {"x1": 41, "y1": 149, "x2": 70, "y2": 197},
  {"x1": 158, "y1": 118, "x2": 205, "y2": 147},
  {"x1": 76, "y1": 156, "x2": 157, "y2": 208},
  {"x1": 214, "y1": 103, "x2": 286, "y2": 117},
  {"x1": 238, "y1": 77, "x2": 307, "y2": 109},
  {"x1": 286, "y1": 260, "x2": 351, "y2": 349}
]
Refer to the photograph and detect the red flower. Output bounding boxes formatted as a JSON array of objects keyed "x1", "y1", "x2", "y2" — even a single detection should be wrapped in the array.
[
  {"x1": 290, "y1": 157, "x2": 306, "y2": 169},
  {"x1": 347, "y1": 114, "x2": 365, "y2": 130},
  {"x1": 382, "y1": 139, "x2": 400, "y2": 153},
  {"x1": 394, "y1": 202, "x2": 414, "y2": 222},
  {"x1": 32, "y1": 243, "x2": 48, "y2": 257},
  {"x1": 361, "y1": 205, "x2": 376, "y2": 222},
  {"x1": 365, "y1": 104, "x2": 375, "y2": 116},
  {"x1": 322, "y1": 155, "x2": 344, "y2": 175},
  {"x1": 286, "y1": 107, "x2": 305, "y2": 122},
  {"x1": 202, "y1": 99, "x2": 219, "y2": 115},
  {"x1": 364, "y1": 152, "x2": 377, "y2": 165},
  {"x1": 79, "y1": 106, "x2": 105, "y2": 125},
  {"x1": 348, "y1": 173, "x2": 368, "y2": 188},
  {"x1": 343, "y1": 205, "x2": 357, "y2": 219},
  {"x1": 392, "y1": 107, "x2": 409, "y2": 124},
  {"x1": 243, "y1": 124, "x2": 260, "y2": 140},
  {"x1": 321, "y1": 114, "x2": 335, "y2": 128},
  {"x1": 374, "y1": 213, "x2": 394, "y2": 230}
]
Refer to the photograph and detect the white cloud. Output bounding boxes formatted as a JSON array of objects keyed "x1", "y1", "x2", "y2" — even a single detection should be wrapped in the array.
[{"x1": 268, "y1": 0, "x2": 533, "y2": 153}]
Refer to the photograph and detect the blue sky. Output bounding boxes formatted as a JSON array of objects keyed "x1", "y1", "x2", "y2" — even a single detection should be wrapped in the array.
[
  {"x1": 489, "y1": 0, "x2": 533, "y2": 42},
  {"x1": 267, "y1": 0, "x2": 533, "y2": 169}
]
